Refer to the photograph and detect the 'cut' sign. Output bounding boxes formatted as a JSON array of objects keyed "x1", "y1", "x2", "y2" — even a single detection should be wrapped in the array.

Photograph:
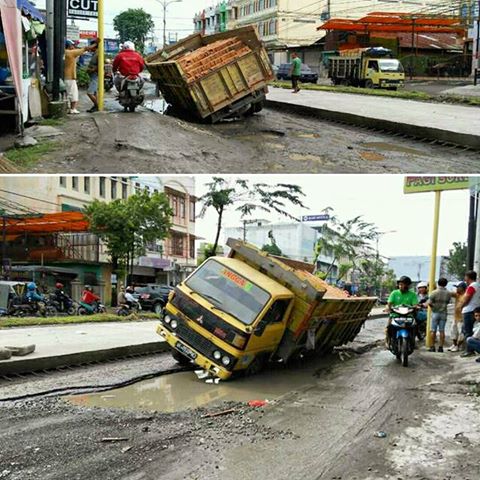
[{"x1": 68, "y1": 0, "x2": 99, "y2": 20}]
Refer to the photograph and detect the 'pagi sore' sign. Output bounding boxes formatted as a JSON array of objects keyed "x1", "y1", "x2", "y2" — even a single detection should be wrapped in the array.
[{"x1": 68, "y1": 0, "x2": 99, "y2": 20}]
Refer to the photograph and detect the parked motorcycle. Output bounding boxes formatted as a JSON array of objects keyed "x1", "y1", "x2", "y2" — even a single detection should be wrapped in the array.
[
  {"x1": 388, "y1": 305, "x2": 417, "y2": 367},
  {"x1": 77, "y1": 301, "x2": 107, "y2": 316},
  {"x1": 104, "y1": 61, "x2": 114, "y2": 92},
  {"x1": 10, "y1": 299, "x2": 48, "y2": 317},
  {"x1": 116, "y1": 300, "x2": 141, "y2": 317},
  {"x1": 117, "y1": 75, "x2": 144, "y2": 112}
]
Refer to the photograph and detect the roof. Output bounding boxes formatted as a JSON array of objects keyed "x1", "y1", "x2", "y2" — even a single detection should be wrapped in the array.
[
  {"x1": 5, "y1": 212, "x2": 89, "y2": 235},
  {"x1": 10, "y1": 265, "x2": 79, "y2": 276},
  {"x1": 319, "y1": 11, "x2": 464, "y2": 35},
  {"x1": 377, "y1": 32, "x2": 463, "y2": 51}
]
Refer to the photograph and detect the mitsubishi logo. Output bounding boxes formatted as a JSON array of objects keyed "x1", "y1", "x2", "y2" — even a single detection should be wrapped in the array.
[{"x1": 196, "y1": 315, "x2": 204, "y2": 325}]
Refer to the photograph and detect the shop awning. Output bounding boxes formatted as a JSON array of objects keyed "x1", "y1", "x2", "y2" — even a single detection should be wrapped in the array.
[
  {"x1": 17, "y1": 0, "x2": 44, "y2": 22},
  {"x1": 5, "y1": 212, "x2": 90, "y2": 235}
]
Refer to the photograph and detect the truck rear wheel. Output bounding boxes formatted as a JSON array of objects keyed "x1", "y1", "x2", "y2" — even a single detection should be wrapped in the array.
[{"x1": 172, "y1": 349, "x2": 192, "y2": 366}]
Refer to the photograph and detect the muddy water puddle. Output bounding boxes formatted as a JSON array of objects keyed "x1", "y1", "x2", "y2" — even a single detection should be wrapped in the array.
[
  {"x1": 361, "y1": 142, "x2": 424, "y2": 156},
  {"x1": 66, "y1": 369, "x2": 317, "y2": 414}
]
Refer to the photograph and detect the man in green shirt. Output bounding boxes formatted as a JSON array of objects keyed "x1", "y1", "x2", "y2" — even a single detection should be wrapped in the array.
[
  {"x1": 385, "y1": 276, "x2": 419, "y2": 346},
  {"x1": 290, "y1": 53, "x2": 302, "y2": 93}
]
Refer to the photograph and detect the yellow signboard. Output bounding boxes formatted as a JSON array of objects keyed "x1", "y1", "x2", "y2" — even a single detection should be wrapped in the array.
[{"x1": 404, "y1": 176, "x2": 471, "y2": 194}]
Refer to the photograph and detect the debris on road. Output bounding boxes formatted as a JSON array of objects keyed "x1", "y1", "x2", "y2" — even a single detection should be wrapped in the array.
[
  {"x1": 4, "y1": 345, "x2": 36, "y2": 357},
  {"x1": 374, "y1": 431, "x2": 388, "y2": 438},
  {"x1": 100, "y1": 437, "x2": 129, "y2": 443},
  {"x1": 248, "y1": 400, "x2": 268, "y2": 408},
  {"x1": 201, "y1": 408, "x2": 238, "y2": 419}
]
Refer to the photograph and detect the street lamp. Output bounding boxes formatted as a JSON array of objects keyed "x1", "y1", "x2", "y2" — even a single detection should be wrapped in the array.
[{"x1": 154, "y1": 0, "x2": 183, "y2": 48}]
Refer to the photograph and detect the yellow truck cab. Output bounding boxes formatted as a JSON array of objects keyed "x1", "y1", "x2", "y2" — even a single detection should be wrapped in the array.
[
  {"x1": 158, "y1": 239, "x2": 376, "y2": 380},
  {"x1": 329, "y1": 47, "x2": 405, "y2": 90}
]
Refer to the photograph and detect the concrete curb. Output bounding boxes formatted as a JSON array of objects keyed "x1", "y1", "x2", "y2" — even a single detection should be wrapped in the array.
[
  {"x1": 0, "y1": 341, "x2": 171, "y2": 376},
  {"x1": 266, "y1": 99, "x2": 480, "y2": 149}
]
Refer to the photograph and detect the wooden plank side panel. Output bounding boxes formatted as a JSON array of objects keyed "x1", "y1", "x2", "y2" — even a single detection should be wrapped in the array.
[{"x1": 237, "y1": 54, "x2": 266, "y2": 88}]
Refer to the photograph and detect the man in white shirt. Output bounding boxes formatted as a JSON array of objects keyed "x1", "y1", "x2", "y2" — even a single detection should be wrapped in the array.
[
  {"x1": 465, "y1": 306, "x2": 480, "y2": 363},
  {"x1": 460, "y1": 271, "x2": 480, "y2": 357}
]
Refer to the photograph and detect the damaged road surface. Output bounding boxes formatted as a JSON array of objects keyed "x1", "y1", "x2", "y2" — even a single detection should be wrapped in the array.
[
  {"x1": 25, "y1": 107, "x2": 480, "y2": 174},
  {"x1": 1, "y1": 318, "x2": 479, "y2": 480}
]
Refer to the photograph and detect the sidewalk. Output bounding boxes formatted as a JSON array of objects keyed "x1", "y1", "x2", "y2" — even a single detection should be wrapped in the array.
[
  {"x1": 267, "y1": 87, "x2": 480, "y2": 149},
  {"x1": 0, "y1": 321, "x2": 166, "y2": 376}
]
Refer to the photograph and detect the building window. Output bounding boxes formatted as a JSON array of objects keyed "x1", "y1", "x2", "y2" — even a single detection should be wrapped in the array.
[
  {"x1": 111, "y1": 177, "x2": 117, "y2": 200},
  {"x1": 135, "y1": 182, "x2": 141, "y2": 194},
  {"x1": 72, "y1": 177, "x2": 78, "y2": 191},
  {"x1": 190, "y1": 200, "x2": 196, "y2": 222},
  {"x1": 180, "y1": 198, "x2": 186, "y2": 219},
  {"x1": 84, "y1": 177, "x2": 90, "y2": 194},
  {"x1": 172, "y1": 234, "x2": 184, "y2": 257},
  {"x1": 121, "y1": 178, "x2": 128, "y2": 199},
  {"x1": 99, "y1": 177, "x2": 106, "y2": 198},
  {"x1": 59, "y1": 177, "x2": 66, "y2": 188},
  {"x1": 189, "y1": 237, "x2": 195, "y2": 259},
  {"x1": 172, "y1": 196, "x2": 178, "y2": 217}
]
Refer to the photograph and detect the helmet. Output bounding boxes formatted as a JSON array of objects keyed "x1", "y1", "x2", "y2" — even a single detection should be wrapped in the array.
[
  {"x1": 56, "y1": 282, "x2": 64, "y2": 289},
  {"x1": 126, "y1": 286, "x2": 134, "y2": 293},
  {"x1": 84, "y1": 285, "x2": 92, "y2": 291},
  {"x1": 398, "y1": 276, "x2": 412, "y2": 286},
  {"x1": 27, "y1": 282, "x2": 36, "y2": 291},
  {"x1": 456, "y1": 281, "x2": 467, "y2": 290},
  {"x1": 417, "y1": 281, "x2": 428, "y2": 289},
  {"x1": 123, "y1": 41, "x2": 135, "y2": 51}
]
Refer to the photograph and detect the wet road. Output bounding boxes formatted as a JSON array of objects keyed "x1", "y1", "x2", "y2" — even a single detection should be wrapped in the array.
[{"x1": 29, "y1": 91, "x2": 479, "y2": 174}]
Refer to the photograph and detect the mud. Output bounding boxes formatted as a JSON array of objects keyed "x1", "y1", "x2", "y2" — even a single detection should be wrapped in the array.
[{"x1": 11, "y1": 88, "x2": 478, "y2": 174}]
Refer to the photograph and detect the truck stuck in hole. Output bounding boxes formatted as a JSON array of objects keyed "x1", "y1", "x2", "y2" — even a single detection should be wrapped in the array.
[{"x1": 157, "y1": 239, "x2": 377, "y2": 380}]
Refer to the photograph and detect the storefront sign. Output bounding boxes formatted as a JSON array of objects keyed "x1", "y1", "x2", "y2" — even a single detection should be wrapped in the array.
[
  {"x1": 302, "y1": 214, "x2": 330, "y2": 222},
  {"x1": 404, "y1": 176, "x2": 471, "y2": 194},
  {"x1": 80, "y1": 30, "x2": 98, "y2": 39},
  {"x1": 68, "y1": 0, "x2": 99, "y2": 20},
  {"x1": 66, "y1": 25, "x2": 80, "y2": 42}
]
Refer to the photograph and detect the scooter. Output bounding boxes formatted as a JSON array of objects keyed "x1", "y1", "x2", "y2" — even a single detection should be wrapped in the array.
[
  {"x1": 46, "y1": 294, "x2": 77, "y2": 316},
  {"x1": 388, "y1": 305, "x2": 417, "y2": 367},
  {"x1": 116, "y1": 300, "x2": 141, "y2": 316},
  {"x1": 117, "y1": 75, "x2": 144, "y2": 112},
  {"x1": 104, "y1": 62, "x2": 114, "y2": 92},
  {"x1": 10, "y1": 298, "x2": 47, "y2": 317},
  {"x1": 77, "y1": 301, "x2": 107, "y2": 316}
]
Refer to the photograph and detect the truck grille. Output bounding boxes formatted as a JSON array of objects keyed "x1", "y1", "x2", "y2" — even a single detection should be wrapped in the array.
[{"x1": 176, "y1": 321, "x2": 216, "y2": 358}]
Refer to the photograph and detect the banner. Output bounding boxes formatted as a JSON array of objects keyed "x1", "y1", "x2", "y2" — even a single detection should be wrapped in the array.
[{"x1": 67, "y1": 0, "x2": 98, "y2": 20}]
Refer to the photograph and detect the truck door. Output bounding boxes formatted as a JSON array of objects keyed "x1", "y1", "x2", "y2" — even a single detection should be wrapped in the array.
[
  {"x1": 247, "y1": 298, "x2": 291, "y2": 354},
  {"x1": 366, "y1": 60, "x2": 379, "y2": 86}
]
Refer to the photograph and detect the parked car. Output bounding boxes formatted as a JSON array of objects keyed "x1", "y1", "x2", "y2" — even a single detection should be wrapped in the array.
[
  {"x1": 276, "y1": 63, "x2": 319, "y2": 83},
  {"x1": 134, "y1": 284, "x2": 174, "y2": 315}
]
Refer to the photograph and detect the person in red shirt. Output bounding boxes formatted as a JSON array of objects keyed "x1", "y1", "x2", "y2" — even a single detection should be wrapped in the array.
[
  {"x1": 81, "y1": 285, "x2": 100, "y2": 305},
  {"x1": 112, "y1": 41, "x2": 145, "y2": 92}
]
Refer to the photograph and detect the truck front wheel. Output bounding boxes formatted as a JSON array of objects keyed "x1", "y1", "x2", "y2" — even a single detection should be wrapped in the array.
[
  {"x1": 365, "y1": 79, "x2": 374, "y2": 89},
  {"x1": 245, "y1": 354, "x2": 267, "y2": 376},
  {"x1": 172, "y1": 349, "x2": 192, "y2": 366}
]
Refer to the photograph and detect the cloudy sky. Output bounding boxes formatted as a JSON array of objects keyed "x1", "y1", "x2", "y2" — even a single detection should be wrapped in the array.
[
  {"x1": 193, "y1": 175, "x2": 471, "y2": 259},
  {"x1": 36, "y1": 0, "x2": 217, "y2": 39}
]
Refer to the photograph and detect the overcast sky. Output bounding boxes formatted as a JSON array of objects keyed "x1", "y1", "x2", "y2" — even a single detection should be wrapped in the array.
[
  {"x1": 193, "y1": 175, "x2": 471, "y2": 259},
  {"x1": 36, "y1": 0, "x2": 216, "y2": 39}
]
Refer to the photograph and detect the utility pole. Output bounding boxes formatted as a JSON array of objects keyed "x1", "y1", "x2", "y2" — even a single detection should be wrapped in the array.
[
  {"x1": 52, "y1": 0, "x2": 67, "y2": 101},
  {"x1": 46, "y1": 0, "x2": 54, "y2": 84},
  {"x1": 1, "y1": 213, "x2": 6, "y2": 279},
  {"x1": 98, "y1": 0, "x2": 105, "y2": 111},
  {"x1": 474, "y1": 0, "x2": 480, "y2": 85},
  {"x1": 467, "y1": 192, "x2": 477, "y2": 270}
]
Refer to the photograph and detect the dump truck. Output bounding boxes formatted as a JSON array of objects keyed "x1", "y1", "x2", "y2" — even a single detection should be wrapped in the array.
[
  {"x1": 329, "y1": 47, "x2": 405, "y2": 90},
  {"x1": 145, "y1": 26, "x2": 274, "y2": 123},
  {"x1": 157, "y1": 239, "x2": 377, "y2": 380}
]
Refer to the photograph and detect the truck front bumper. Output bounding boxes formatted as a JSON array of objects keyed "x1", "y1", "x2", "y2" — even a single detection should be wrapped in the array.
[{"x1": 157, "y1": 324, "x2": 234, "y2": 380}]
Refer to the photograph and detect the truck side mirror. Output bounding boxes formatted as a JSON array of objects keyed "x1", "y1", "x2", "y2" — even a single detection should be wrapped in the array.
[{"x1": 254, "y1": 320, "x2": 267, "y2": 337}]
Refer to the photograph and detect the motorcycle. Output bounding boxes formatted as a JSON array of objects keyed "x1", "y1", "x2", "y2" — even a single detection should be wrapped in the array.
[
  {"x1": 116, "y1": 300, "x2": 141, "y2": 317},
  {"x1": 10, "y1": 298, "x2": 48, "y2": 317},
  {"x1": 104, "y1": 62, "x2": 114, "y2": 92},
  {"x1": 77, "y1": 301, "x2": 107, "y2": 316},
  {"x1": 416, "y1": 308, "x2": 427, "y2": 341},
  {"x1": 117, "y1": 75, "x2": 144, "y2": 112},
  {"x1": 388, "y1": 305, "x2": 417, "y2": 367},
  {"x1": 46, "y1": 294, "x2": 77, "y2": 316}
]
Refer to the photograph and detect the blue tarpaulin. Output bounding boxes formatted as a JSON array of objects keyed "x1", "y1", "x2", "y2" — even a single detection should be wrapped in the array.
[{"x1": 17, "y1": 0, "x2": 44, "y2": 22}]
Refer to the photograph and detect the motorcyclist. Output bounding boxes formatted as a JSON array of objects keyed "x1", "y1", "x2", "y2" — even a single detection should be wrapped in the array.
[
  {"x1": 112, "y1": 41, "x2": 145, "y2": 92},
  {"x1": 53, "y1": 282, "x2": 70, "y2": 311},
  {"x1": 117, "y1": 285, "x2": 127, "y2": 306},
  {"x1": 25, "y1": 282, "x2": 44, "y2": 303},
  {"x1": 385, "y1": 276, "x2": 419, "y2": 346},
  {"x1": 416, "y1": 281, "x2": 429, "y2": 325},
  {"x1": 81, "y1": 285, "x2": 100, "y2": 313}
]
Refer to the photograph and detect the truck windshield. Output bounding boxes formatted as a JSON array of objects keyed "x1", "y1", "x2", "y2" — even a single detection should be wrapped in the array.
[
  {"x1": 378, "y1": 59, "x2": 404, "y2": 73},
  {"x1": 185, "y1": 260, "x2": 270, "y2": 326}
]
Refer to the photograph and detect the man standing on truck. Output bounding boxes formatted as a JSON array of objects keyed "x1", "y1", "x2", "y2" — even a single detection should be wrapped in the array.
[{"x1": 290, "y1": 52, "x2": 302, "y2": 93}]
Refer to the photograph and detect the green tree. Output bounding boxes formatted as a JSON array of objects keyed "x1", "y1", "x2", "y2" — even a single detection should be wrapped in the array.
[
  {"x1": 447, "y1": 241, "x2": 467, "y2": 280},
  {"x1": 84, "y1": 190, "x2": 172, "y2": 282},
  {"x1": 314, "y1": 214, "x2": 379, "y2": 279},
  {"x1": 113, "y1": 9, "x2": 154, "y2": 53},
  {"x1": 262, "y1": 243, "x2": 283, "y2": 256},
  {"x1": 199, "y1": 178, "x2": 306, "y2": 256}
]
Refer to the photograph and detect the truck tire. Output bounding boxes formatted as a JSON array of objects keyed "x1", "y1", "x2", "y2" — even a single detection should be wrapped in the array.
[
  {"x1": 245, "y1": 354, "x2": 267, "y2": 376},
  {"x1": 172, "y1": 349, "x2": 192, "y2": 366},
  {"x1": 365, "y1": 79, "x2": 374, "y2": 89}
]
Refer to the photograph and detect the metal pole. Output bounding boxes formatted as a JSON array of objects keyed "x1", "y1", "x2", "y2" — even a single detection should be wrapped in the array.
[
  {"x1": 98, "y1": 0, "x2": 105, "y2": 111},
  {"x1": 475, "y1": 0, "x2": 480, "y2": 85},
  {"x1": 163, "y1": 2, "x2": 167, "y2": 47},
  {"x1": 467, "y1": 193, "x2": 477, "y2": 270},
  {"x1": 426, "y1": 191, "x2": 442, "y2": 348},
  {"x1": 1, "y1": 215, "x2": 6, "y2": 279},
  {"x1": 52, "y1": 0, "x2": 62, "y2": 100},
  {"x1": 46, "y1": 0, "x2": 54, "y2": 84}
]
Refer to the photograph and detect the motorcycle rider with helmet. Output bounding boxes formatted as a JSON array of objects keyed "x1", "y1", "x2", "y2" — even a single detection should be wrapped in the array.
[
  {"x1": 26, "y1": 282, "x2": 44, "y2": 303},
  {"x1": 53, "y1": 282, "x2": 70, "y2": 312},
  {"x1": 80, "y1": 285, "x2": 101, "y2": 313},
  {"x1": 112, "y1": 41, "x2": 145, "y2": 92},
  {"x1": 385, "y1": 276, "x2": 419, "y2": 346}
]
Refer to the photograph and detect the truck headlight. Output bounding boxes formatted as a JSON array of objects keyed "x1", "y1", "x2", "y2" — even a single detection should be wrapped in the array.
[
  {"x1": 170, "y1": 319, "x2": 178, "y2": 329},
  {"x1": 221, "y1": 356, "x2": 231, "y2": 366},
  {"x1": 164, "y1": 315, "x2": 172, "y2": 324},
  {"x1": 213, "y1": 350, "x2": 222, "y2": 360}
]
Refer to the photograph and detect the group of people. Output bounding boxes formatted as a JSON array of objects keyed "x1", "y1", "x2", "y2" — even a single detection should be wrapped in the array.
[
  {"x1": 386, "y1": 271, "x2": 480, "y2": 362},
  {"x1": 64, "y1": 39, "x2": 145, "y2": 114}
]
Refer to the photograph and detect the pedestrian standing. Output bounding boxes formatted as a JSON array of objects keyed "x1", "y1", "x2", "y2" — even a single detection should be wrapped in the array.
[
  {"x1": 427, "y1": 277, "x2": 451, "y2": 352},
  {"x1": 464, "y1": 306, "x2": 480, "y2": 362},
  {"x1": 64, "y1": 40, "x2": 90, "y2": 114},
  {"x1": 290, "y1": 52, "x2": 302, "y2": 94},
  {"x1": 86, "y1": 39, "x2": 99, "y2": 113},
  {"x1": 448, "y1": 282, "x2": 466, "y2": 352},
  {"x1": 460, "y1": 271, "x2": 480, "y2": 357}
]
